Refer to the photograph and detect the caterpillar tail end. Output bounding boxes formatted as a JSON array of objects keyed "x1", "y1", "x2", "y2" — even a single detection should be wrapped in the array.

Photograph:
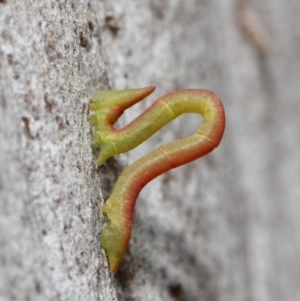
[
  {"x1": 100, "y1": 224, "x2": 130, "y2": 273},
  {"x1": 95, "y1": 142, "x2": 116, "y2": 165},
  {"x1": 95, "y1": 152, "x2": 109, "y2": 165}
]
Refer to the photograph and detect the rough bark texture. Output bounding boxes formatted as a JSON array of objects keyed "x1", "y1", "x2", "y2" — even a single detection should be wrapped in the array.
[{"x1": 1, "y1": 1, "x2": 299, "y2": 301}]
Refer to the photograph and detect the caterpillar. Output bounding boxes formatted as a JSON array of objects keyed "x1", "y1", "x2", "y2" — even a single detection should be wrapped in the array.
[{"x1": 89, "y1": 86, "x2": 225, "y2": 272}]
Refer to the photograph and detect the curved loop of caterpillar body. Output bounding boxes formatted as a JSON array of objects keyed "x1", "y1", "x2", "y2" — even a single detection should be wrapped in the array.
[{"x1": 89, "y1": 86, "x2": 225, "y2": 273}]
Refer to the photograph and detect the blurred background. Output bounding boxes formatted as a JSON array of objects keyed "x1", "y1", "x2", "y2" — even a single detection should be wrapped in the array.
[
  {"x1": 102, "y1": 1, "x2": 300, "y2": 300},
  {"x1": 0, "y1": 1, "x2": 299, "y2": 301}
]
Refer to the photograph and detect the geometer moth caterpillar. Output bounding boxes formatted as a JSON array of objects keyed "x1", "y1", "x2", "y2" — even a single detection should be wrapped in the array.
[{"x1": 89, "y1": 86, "x2": 225, "y2": 272}]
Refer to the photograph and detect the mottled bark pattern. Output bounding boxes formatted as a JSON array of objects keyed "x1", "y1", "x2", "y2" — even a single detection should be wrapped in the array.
[{"x1": 1, "y1": 1, "x2": 300, "y2": 301}]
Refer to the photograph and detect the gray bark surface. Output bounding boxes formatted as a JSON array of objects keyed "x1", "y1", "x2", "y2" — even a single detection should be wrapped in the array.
[{"x1": 1, "y1": 1, "x2": 300, "y2": 301}]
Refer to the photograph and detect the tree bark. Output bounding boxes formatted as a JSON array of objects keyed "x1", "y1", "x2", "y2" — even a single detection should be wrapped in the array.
[{"x1": 1, "y1": 1, "x2": 300, "y2": 301}]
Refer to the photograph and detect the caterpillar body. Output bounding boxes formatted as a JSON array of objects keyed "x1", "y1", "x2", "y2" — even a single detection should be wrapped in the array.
[{"x1": 89, "y1": 86, "x2": 225, "y2": 272}]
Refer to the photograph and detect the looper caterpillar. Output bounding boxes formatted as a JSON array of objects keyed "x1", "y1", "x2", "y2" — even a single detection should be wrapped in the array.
[{"x1": 89, "y1": 86, "x2": 225, "y2": 272}]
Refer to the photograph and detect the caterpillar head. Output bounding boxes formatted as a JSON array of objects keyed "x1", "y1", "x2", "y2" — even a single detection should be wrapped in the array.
[{"x1": 100, "y1": 224, "x2": 130, "y2": 273}]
